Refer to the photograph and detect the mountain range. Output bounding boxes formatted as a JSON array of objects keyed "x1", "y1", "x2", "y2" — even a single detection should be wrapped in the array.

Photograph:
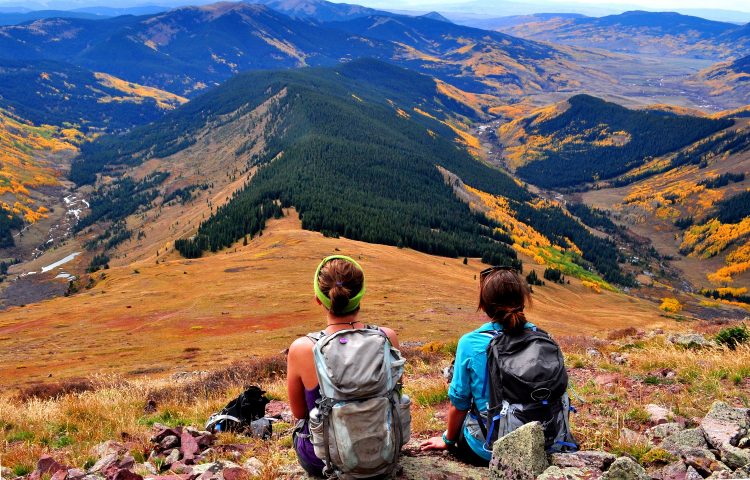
[
  {"x1": 490, "y1": 10, "x2": 750, "y2": 59},
  {"x1": 0, "y1": 0, "x2": 747, "y2": 312}
]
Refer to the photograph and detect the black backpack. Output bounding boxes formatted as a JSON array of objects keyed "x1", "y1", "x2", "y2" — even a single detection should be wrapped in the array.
[
  {"x1": 205, "y1": 386, "x2": 272, "y2": 437},
  {"x1": 479, "y1": 327, "x2": 578, "y2": 453}
]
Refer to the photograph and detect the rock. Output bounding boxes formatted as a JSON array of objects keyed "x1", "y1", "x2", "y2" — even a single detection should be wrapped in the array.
[
  {"x1": 50, "y1": 470, "x2": 68, "y2": 480},
  {"x1": 91, "y1": 441, "x2": 127, "y2": 458},
  {"x1": 191, "y1": 461, "x2": 241, "y2": 480},
  {"x1": 1, "y1": 467, "x2": 14, "y2": 479},
  {"x1": 89, "y1": 453, "x2": 119, "y2": 474},
  {"x1": 242, "y1": 458, "x2": 263, "y2": 477},
  {"x1": 586, "y1": 348, "x2": 602, "y2": 358},
  {"x1": 164, "y1": 449, "x2": 181, "y2": 466},
  {"x1": 662, "y1": 428, "x2": 708, "y2": 453},
  {"x1": 220, "y1": 468, "x2": 249, "y2": 480},
  {"x1": 167, "y1": 463, "x2": 192, "y2": 475},
  {"x1": 719, "y1": 443, "x2": 750, "y2": 470},
  {"x1": 619, "y1": 428, "x2": 650, "y2": 447},
  {"x1": 36, "y1": 456, "x2": 67, "y2": 476},
  {"x1": 397, "y1": 456, "x2": 486, "y2": 479},
  {"x1": 646, "y1": 404, "x2": 673, "y2": 425},
  {"x1": 66, "y1": 469, "x2": 86, "y2": 480},
  {"x1": 700, "y1": 401, "x2": 750, "y2": 449},
  {"x1": 685, "y1": 466, "x2": 703, "y2": 480},
  {"x1": 549, "y1": 451, "x2": 616, "y2": 471},
  {"x1": 489, "y1": 421, "x2": 549, "y2": 480},
  {"x1": 652, "y1": 461, "x2": 686, "y2": 480},
  {"x1": 537, "y1": 466, "x2": 600, "y2": 480},
  {"x1": 646, "y1": 423, "x2": 683, "y2": 444},
  {"x1": 601, "y1": 457, "x2": 649, "y2": 480},
  {"x1": 669, "y1": 334, "x2": 714, "y2": 349},
  {"x1": 159, "y1": 435, "x2": 179, "y2": 450},
  {"x1": 110, "y1": 470, "x2": 143, "y2": 480},
  {"x1": 609, "y1": 353, "x2": 628, "y2": 365},
  {"x1": 179, "y1": 430, "x2": 199, "y2": 463}
]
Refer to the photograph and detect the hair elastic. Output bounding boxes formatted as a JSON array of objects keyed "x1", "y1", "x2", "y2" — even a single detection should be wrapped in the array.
[{"x1": 314, "y1": 255, "x2": 366, "y2": 314}]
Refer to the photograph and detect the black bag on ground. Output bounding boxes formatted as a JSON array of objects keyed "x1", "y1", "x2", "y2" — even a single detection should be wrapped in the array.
[
  {"x1": 205, "y1": 385, "x2": 271, "y2": 437},
  {"x1": 482, "y1": 327, "x2": 578, "y2": 453}
]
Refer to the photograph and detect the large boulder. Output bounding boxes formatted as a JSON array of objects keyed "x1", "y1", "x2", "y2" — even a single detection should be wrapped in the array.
[
  {"x1": 646, "y1": 423, "x2": 683, "y2": 444},
  {"x1": 489, "y1": 422, "x2": 549, "y2": 480},
  {"x1": 700, "y1": 401, "x2": 750, "y2": 449},
  {"x1": 718, "y1": 443, "x2": 750, "y2": 470},
  {"x1": 600, "y1": 457, "x2": 649, "y2": 480}
]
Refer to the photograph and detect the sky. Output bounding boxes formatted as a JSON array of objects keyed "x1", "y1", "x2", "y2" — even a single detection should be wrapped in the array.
[{"x1": 1, "y1": 0, "x2": 749, "y2": 21}]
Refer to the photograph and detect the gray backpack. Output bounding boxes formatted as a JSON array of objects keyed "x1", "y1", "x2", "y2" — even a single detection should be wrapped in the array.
[{"x1": 307, "y1": 326, "x2": 411, "y2": 479}]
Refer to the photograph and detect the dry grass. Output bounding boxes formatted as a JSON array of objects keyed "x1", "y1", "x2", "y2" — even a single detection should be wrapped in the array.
[
  {"x1": 0, "y1": 214, "x2": 667, "y2": 389},
  {"x1": 2, "y1": 329, "x2": 748, "y2": 476}
]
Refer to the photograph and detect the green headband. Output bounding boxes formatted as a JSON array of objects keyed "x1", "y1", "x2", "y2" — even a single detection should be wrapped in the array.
[{"x1": 313, "y1": 255, "x2": 366, "y2": 314}]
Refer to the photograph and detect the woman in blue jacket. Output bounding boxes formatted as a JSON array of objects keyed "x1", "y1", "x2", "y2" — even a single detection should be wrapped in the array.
[{"x1": 419, "y1": 266, "x2": 533, "y2": 465}]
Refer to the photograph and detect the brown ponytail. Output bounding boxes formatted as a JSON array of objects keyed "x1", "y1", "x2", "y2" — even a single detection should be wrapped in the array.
[
  {"x1": 478, "y1": 269, "x2": 532, "y2": 333},
  {"x1": 317, "y1": 259, "x2": 364, "y2": 315}
]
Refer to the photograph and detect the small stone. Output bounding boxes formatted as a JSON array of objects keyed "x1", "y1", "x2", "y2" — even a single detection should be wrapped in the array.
[
  {"x1": 601, "y1": 457, "x2": 649, "y2": 480},
  {"x1": 537, "y1": 466, "x2": 598, "y2": 480},
  {"x1": 685, "y1": 466, "x2": 703, "y2": 480},
  {"x1": 91, "y1": 441, "x2": 127, "y2": 458},
  {"x1": 646, "y1": 404, "x2": 673, "y2": 425},
  {"x1": 669, "y1": 334, "x2": 714, "y2": 349},
  {"x1": 0, "y1": 467, "x2": 13, "y2": 479},
  {"x1": 586, "y1": 348, "x2": 602, "y2": 358},
  {"x1": 89, "y1": 453, "x2": 118, "y2": 474},
  {"x1": 164, "y1": 449, "x2": 181, "y2": 466},
  {"x1": 489, "y1": 421, "x2": 549, "y2": 480},
  {"x1": 700, "y1": 401, "x2": 750, "y2": 449},
  {"x1": 662, "y1": 428, "x2": 708, "y2": 453},
  {"x1": 110, "y1": 470, "x2": 142, "y2": 480},
  {"x1": 609, "y1": 353, "x2": 628, "y2": 365},
  {"x1": 50, "y1": 470, "x2": 68, "y2": 480},
  {"x1": 653, "y1": 461, "x2": 686, "y2": 480},
  {"x1": 550, "y1": 451, "x2": 616, "y2": 471},
  {"x1": 66, "y1": 469, "x2": 86, "y2": 480},
  {"x1": 647, "y1": 423, "x2": 683, "y2": 444},
  {"x1": 221, "y1": 468, "x2": 249, "y2": 480},
  {"x1": 169, "y1": 462, "x2": 192, "y2": 475},
  {"x1": 179, "y1": 430, "x2": 199, "y2": 463},
  {"x1": 36, "y1": 456, "x2": 67, "y2": 476},
  {"x1": 242, "y1": 458, "x2": 263, "y2": 477},
  {"x1": 619, "y1": 428, "x2": 648, "y2": 446},
  {"x1": 159, "y1": 435, "x2": 179, "y2": 451},
  {"x1": 719, "y1": 443, "x2": 750, "y2": 470}
]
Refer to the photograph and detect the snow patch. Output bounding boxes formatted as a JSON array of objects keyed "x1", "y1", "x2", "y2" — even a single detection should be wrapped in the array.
[{"x1": 41, "y1": 252, "x2": 81, "y2": 273}]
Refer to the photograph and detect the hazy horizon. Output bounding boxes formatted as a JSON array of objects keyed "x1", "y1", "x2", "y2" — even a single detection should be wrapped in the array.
[{"x1": 0, "y1": 0, "x2": 749, "y2": 22}]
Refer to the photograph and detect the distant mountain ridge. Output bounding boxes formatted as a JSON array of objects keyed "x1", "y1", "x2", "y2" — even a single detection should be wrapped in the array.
[
  {"x1": 490, "y1": 10, "x2": 749, "y2": 59},
  {"x1": 0, "y1": 1, "x2": 591, "y2": 100}
]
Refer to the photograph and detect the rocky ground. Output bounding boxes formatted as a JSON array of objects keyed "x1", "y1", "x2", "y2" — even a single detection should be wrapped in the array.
[{"x1": 2, "y1": 327, "x2": 750, "y2": 479}]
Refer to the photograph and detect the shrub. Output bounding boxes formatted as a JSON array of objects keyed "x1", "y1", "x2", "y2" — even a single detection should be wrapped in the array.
[
  {"x1": 660, "y1": 298, "x2": 682, "y2": 313},
  {"x1": 642, "y1": 447, "x2": 678, "y2": 465},
  {"x1": 715, "y1": 324, "x2": 750, "y2": 350}
]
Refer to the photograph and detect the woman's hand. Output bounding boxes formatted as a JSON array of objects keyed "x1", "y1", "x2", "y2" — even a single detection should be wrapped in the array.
[{"x1": 419, "y1": 436, "x2": 447, "y2": 451}]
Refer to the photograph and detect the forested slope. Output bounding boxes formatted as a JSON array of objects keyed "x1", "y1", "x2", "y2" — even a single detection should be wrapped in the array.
[{"x1": 73, "y1": 60, "x2": 635, "y2": 285}]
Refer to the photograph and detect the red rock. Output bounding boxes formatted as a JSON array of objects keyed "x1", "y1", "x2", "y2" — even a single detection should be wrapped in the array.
[
  {"x1": 37, "y1": 456, "x2": 67, "y2": 475},
  {"x1": 221, "y1": 467, "x2": 249, "y2": 480},
  {"x1": 110, "y1": 470, "x2": 143, "y2": 480},
  {"x1": 179, "y1": 430, "x2": 200, "y2": 463},
  {"x1": 50, "y1": 470, "x2": 68, "y2": 480}
]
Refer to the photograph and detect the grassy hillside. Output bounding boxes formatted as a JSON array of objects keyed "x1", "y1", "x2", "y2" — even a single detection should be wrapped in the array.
[
  {"x1": 0, "y1": 59, "x2": 185, "y2": 132},
  {"x1": 501, "y1": 95, "x2": 731, "y2": 188},
  {"x1": 693, "y1": 55, "x2": 750, "y2": 107},
  {"x1": 581, "y1": 119, "x2": 750, "y2": 290},
  {"x1": 69, "y1": 60, "x2": 636, "y2": 286}
]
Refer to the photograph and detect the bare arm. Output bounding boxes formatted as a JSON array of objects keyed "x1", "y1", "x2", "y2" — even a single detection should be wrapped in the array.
[
  {"x1": 419, "y1": 404, "x2": 468, "y2": 451},
  {"x1": 380, "y1": 326, "x2": 400, "y2": 349},
  {"x1": 287, "y1": 337, "x2": 314, "y2": 420}
]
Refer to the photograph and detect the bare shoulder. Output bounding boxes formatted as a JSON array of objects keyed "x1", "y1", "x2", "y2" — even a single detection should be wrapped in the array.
[
  {"x1": 379, "y1": 326, "x2": 400, "y2": 348},
  {"x1": 289, "y1": 336, "x2": 314, "y2": 358}
]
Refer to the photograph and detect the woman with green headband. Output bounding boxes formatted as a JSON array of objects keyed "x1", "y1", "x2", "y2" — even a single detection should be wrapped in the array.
[{"x1": 286, "y1": 255, "x2": 400, "y2": 477}]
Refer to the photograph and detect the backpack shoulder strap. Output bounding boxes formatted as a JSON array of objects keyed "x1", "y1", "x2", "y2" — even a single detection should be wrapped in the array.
[{"x1": 306, "y1": 330, "x2": 326, "y2": 344}]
